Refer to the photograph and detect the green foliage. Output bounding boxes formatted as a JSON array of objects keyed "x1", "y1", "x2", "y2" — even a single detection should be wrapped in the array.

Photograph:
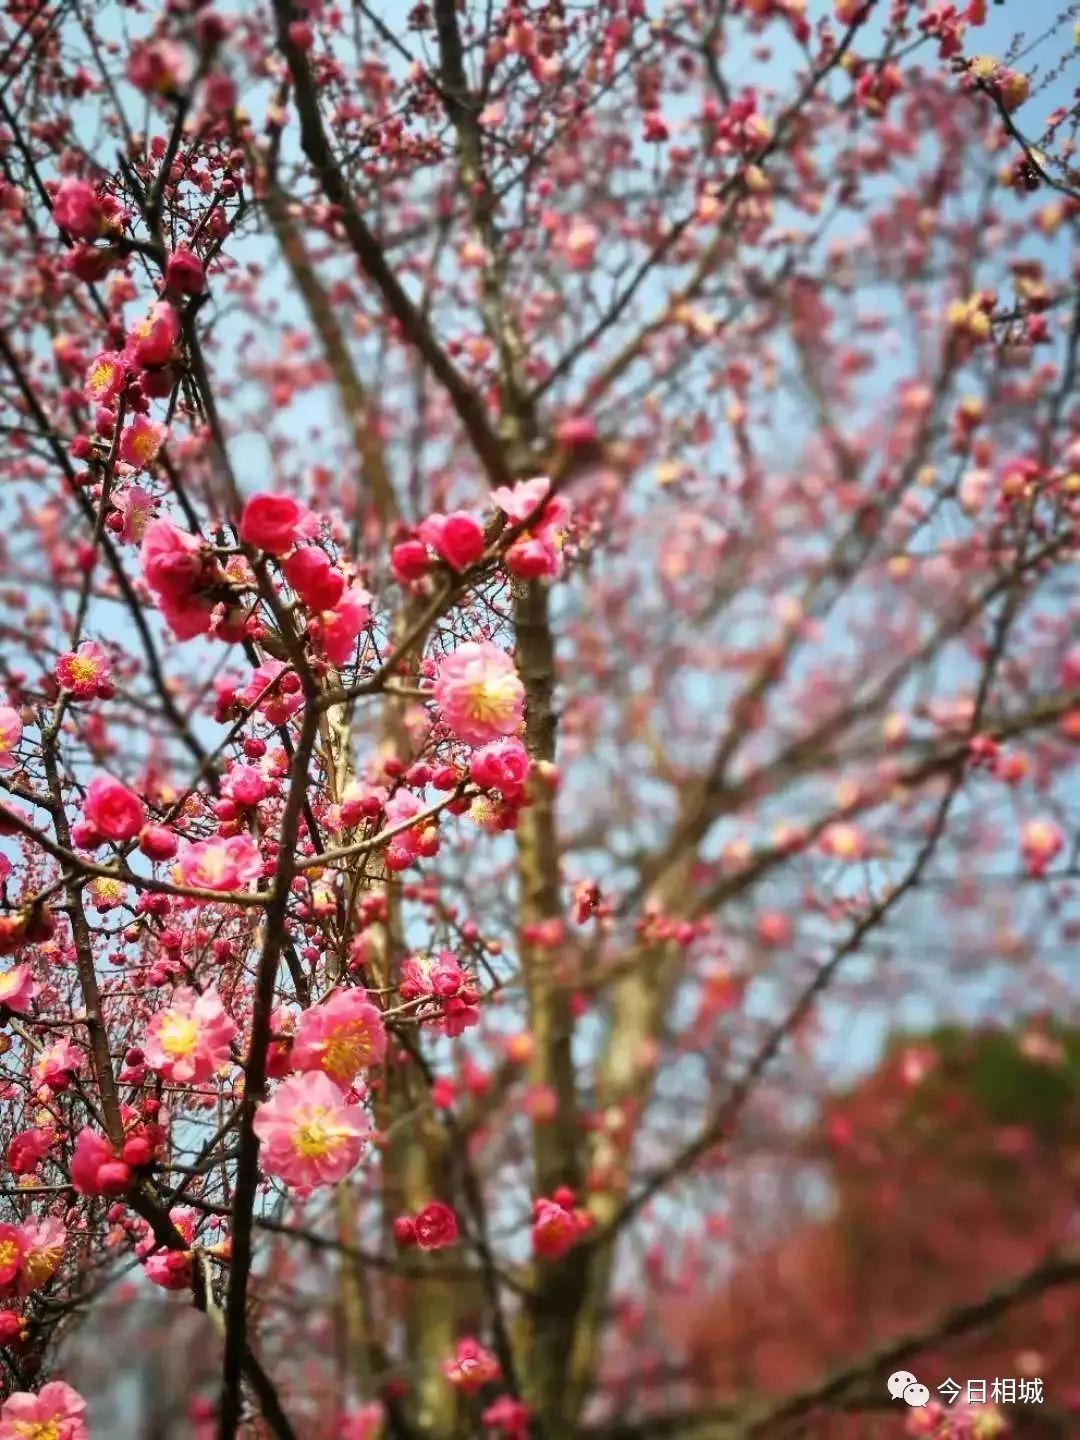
[{"x1": 889, "y1": 1023, "x2": 1080, "y2": 1144}]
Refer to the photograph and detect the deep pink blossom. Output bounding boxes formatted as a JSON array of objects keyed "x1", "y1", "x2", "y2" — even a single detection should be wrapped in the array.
[
  {"x1": 6, "y1": 1128, "x2": 53, "y2": 1175},
  {"x1": 239, "y1": 492, "x2": 313, "y2": 554},
  {"x1": 531, "y1": 1194, "x2": 591, "y2": 1259},
  {"x1": 442, "y1": 1336, "x2": 500, "y2": 1392},
  {"x1": 491, "y1": 476, "x2": 569, "y2": 579},
  {"x1": 309, "y1": 585, "x2": 371, "y2": 665},
  {"x1": 419, "y1": 511, "x2": 486, "y2": 570},
  {"x1": 483, "y1": 1395, "x2": 531, "y2": 1440},
  {"x1": 400, "y1": 950, "x2": 468, "y2": 1002},
  {"x1": 52, "y1": 178, "x2": 104, "y2": 240},
  {"x1": 127, "y1": 302, "x2": 180, "y2": 369},
  {"x1": 83, "y1": 773, "x2": 146, "y2": 842},
  {"x1": 390, "y1": 539, "x2": 431, "y2": 583},
  {"x1": 221, "y1": 764, "x2": 266, "y2": 808},
  {"x1": 283, "y1": 547, "x2": 345, "y2": 610},
  {"x1": 119, "y1": 414, "x2": 166, "y2": 470},
  {"x1": 127, "y1": 38, "x2": 189, "y2": 95},
  {"x1": 413, "y1": 1202, "x2": 459, "y2": 1251},
  {"x1": 140, "y1": 519, "x2": 216, "y2": 640},
  {"x1": 70, "y1": 1128, "x2": 130, "y2": 1197},
  {"x1": 338, "y1": 1404, "x2": 384, "y2": 1440},
  {"x1": 292, "y1": 989, "x2": 387, "y2": 1088},
  {"x1": 137, "y1": 1207, "x2": 196, "y2": 1290},
  {"x1": 469, "y1": 737, "x2": 531, "y2": 798},
  {"x1": 164, "y1": 247, "x2": 205, "y2": 295},
  {"x1": 84, "y1": 350, "x2": 126, "y2": 407},
  {"x1": 139, "y1": 824, "x2": 178, "y2": 862},
  {"x1": 55, "y1": 642, "x2": 110, "y2": 699}
]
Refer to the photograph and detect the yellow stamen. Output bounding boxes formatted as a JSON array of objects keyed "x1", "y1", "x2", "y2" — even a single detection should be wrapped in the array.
[
  {"x1": 158, "y1": 1014, "x2": 198, "y2": 1059},
  {"x1": 293, "y1": 1106, "x2": 346, "y2": 1158}
]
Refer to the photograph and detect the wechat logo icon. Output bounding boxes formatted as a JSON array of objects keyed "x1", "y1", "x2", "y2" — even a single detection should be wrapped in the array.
[{"x1": 887, "y1": 1371, "x2": 930, "y2": 1407}]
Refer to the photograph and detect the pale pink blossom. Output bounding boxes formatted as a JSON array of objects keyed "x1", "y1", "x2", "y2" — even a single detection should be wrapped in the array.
[
  {"x1": 434, "y1": 642, "x2": 524, "y2": 745},
  {"x1": 14, "y1": 1216, "x2": 66, "y2": 1296},
  {"x1": 0, "y1": 1382, "x2": 87, "y2": 1440},
  {"x1": 127, "y1": 38, "x2": 190, "y2": 96},
  {"x1": 113, "y1": 484, "x2": 153, "y2": 543},
  {"x1": 1021, "y1": 818, "x2": 1063, "y2": 877},
  {"x1": 0, "y1": 965, "x2": 36, "y2": 1016},
  {"x1": 0, "y1": 707, "x2": 22, "y2": 770},
  {"x1": 176, "y1": 834, "x2": 263, "y2": 892},
  {"x1": 33, "y1": 1039, "x2": 80, "y2": 1091},
  {"x1": 253, "y1": 1071, "x2": 370, "y2": 1192},
  {"x1": 562, "y1": 219, "x2": 599, "y2": 269},
  {"x1": 292, "y1": 989, "x2": 387, "y2": 1088},
  {"x1": 145, "y1": 985, "x2": 238, "y2": 1084},
  {"x1": 491, "y1": 475, "x2": 569, "y2": 533}
]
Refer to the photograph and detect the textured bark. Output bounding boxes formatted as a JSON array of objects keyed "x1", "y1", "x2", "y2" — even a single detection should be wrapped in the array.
[{"x1": 514, "y1": 579, "x2": 584, "y2": 1438}]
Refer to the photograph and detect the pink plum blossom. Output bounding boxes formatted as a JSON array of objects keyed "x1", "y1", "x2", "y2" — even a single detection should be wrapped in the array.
[
  {"x1": 309, "y1": 585, "x2": 371, "y2": 665},
  {"x1": 140, "y1": 518, "x2": 216, "y2": 640},
  {"x1": 0, "y1": 707, "x2": 22, "y2": 770},
  {"x1": 52, "y1": 178, "x2": 104, "y2": 240},
  {"x1": 239, "y1": 492, "x2": 314, "y2": 554},
  {"x1": 70, "y1": 1128, "x2": 129, "y2": 1197},
  {"x1": 13, "y1": 1217, "x2": 66, "y2": 1296},
  {"x1": 119, "y1": 414, "x2": 166, "y2": 470},
  {"x1": 126, "y1": 301, "x2": 180, "y2": 369},
  {"x1": 292, "y1": 989, "x2": 387, "y2": 1088},
  {"x1": 82, "y1": 773, "x2": 146, "y2": 842},
  {"x1": 144, "y1": 985, "x2": 238, "y2": 1084},
  {"x1": 253, "y1": 1071, "x2": 370, "y2": 1192},
  {"x1": 434, "y1": 642, "x2": 524, "y2": 745},
  {"x1": 469, "y1": 737, "x2": 531, "y2": 798},
  {"x1": 418, "y1": 511, "x2": 486, "y2": 570},
  {"x1": 0, "y1": 965, "x2": 36, "y2": 1016},
  {"x1": 0, "y1": 1382, "x2": 87, "y2": 1440},
  {"x1": 176, "y1": 834, "x2": 263, "y2": 892},
  {"x1": 55, "y1": 642, "x2": 110, "y2": 699}
]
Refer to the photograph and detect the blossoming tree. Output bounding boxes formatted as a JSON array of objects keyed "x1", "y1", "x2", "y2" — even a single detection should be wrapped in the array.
[{"x1": 0, "y1": 0, "x2": 1077, "y2": 1438}]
